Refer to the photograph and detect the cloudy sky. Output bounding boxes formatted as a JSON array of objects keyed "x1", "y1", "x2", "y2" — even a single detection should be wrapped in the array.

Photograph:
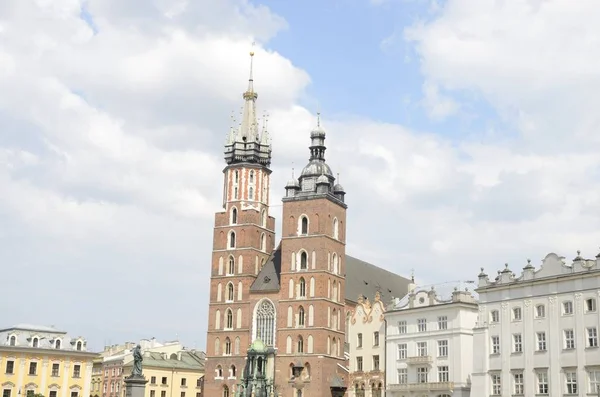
[{"x1": 2, "y1": 0, "x2": 600, "y2": 351}]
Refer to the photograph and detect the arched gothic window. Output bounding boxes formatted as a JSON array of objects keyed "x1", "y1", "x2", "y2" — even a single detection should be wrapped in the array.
[
  {"x1": 333, "y1": 217, "x2": 339, "y2": 239},
  {"x1": 299, "y1": 278, "x2": 306, "y2": 297},
  {"x1": 261, "y1": 209, "x2": 267, "y2": 227},
  {"x1": 300, "y1": 216, "x2": 308, "y2": 235},
  {"x1": 254, "y1": 299, "x2": 276, "y2": 346},
  {"x1": 230, "y1": 365, "x2": 236, "y2": 377},
  {"x1": 249, "y1": 171, "x2": 254, "y2": 184},
  {"x1": 231, "y1": 208, "x2": 237, "y2": 224},
  {"x1": 226, "y1": 309, "x2": 233, "y2": 329},
  {"x1": 249, "y1": 187, "x2": 254, "y2": 199},
  {"x1": 216, "y1": 365, "x2": 223, "y2": 378},
  {"x1": 260, "y1": 233, "x2": 266, "y2": 251},
  {"x1": 223, "y1": 385, "x2": 229, "y2": 397},
  {"x1": 297, "y1": 336, "x2": 304, "y2": 353},
  {"x1": 298, "y1": 306, "x2": 305, "y2": 327},
  {"x1": 234, "y1": 337, "x2": 240, "y2": 355},
  {"x1": 224, "y1": 338, "x2": 232, "y2": 355},
  {"x1": 234, "y1": 171, "x2": 239, "y2": 184},
  {"x1": 227, "y1": 283, "x2": 234, "y2": 301},
  {"x1": 228, "y1": 257, "x2": 235, "y2": 275},
  {"x1": 229, "y1": 231, "x2": 236, "y2": 249},
  {"x1": 300, "y1": 252, "x2": 308, "y2": 270}
]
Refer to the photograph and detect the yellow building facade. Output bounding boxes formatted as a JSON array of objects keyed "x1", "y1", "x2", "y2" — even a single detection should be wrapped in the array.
[
  {"x1": 121, "y1": 351, "x2": 205, "y2": 397},
  {"x1": 0, "y1": 325, "x2": 98, "y2": 397}
]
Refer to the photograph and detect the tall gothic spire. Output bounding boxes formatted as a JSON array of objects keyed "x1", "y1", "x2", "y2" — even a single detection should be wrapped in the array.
[{"x1": 224, "y1": 46, "x2": 272, "y2": 167}]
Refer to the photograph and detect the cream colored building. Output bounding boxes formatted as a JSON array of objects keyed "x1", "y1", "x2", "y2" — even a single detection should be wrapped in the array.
[
  {"x1": 122, "y1": 350, "x2": 205, "y2": 397},
  {"x1": 348, "y1": 292, "x2": 387, "y2": 397},
  {"x1": 0, "y1": 324, "x2": 98, "y2": 397}
]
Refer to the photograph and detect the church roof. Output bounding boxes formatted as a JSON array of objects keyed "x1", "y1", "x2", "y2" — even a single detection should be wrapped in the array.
[{"x1": 250, "y1": 246, "x2": 411, "y2": 301}]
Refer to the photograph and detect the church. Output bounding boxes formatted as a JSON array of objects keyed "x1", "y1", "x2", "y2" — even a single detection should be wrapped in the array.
[{"x1": 203, "y1": 51, "x2": 411, "y2": 397}]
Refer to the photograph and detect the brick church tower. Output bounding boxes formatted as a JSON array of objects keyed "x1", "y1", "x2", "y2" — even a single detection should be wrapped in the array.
[
  {"x1": 275, "y1": 115, "x2": 348, "y2": 395},
  {"x1": 204, "y1": 51, "x2": 276, "y2": 397}
]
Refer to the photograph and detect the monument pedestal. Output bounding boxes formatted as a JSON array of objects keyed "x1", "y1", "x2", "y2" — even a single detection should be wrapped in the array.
[{"x1": 125, "y1": 375, "x2": 148, "y2": 397}]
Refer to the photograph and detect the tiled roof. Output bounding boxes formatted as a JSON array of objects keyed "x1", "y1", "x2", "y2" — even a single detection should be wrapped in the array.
[
  {"x1": 123, "y1": 351, "x2": 204, "y2": 371},
  {"x1": 249, "y1": 246, "x2": 411, "y2": 301}
]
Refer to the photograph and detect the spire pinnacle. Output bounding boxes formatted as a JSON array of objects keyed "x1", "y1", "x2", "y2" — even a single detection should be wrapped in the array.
[{"x1": 244, "y1": 42, "x2": 257, "y2": 99}]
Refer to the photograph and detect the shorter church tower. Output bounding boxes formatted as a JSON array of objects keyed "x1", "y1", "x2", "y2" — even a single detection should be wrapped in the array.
[{"x1": 276, "y1": 114, "x2": 348, "y2": 395}]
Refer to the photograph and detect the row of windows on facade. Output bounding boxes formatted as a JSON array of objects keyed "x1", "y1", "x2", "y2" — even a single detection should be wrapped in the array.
[
  {"x1": 395, "y1": 366, "x2": 450, "y2": 384},
  {"x1": 215, "y1": 276, "x2": 341, "y2": 302},
  {"x1": 288, "y1": 215, "x2": 341, "y2": 240},
  {"x1": 4, "y1": 361, "x2": 82, "y2": 377},
  {"x1": 395, "y1": 316, "x2": 448, "y2": 334},
  {"x1": 150, "y1": 391, "x2": 202, "y2": 397},
  {"x1": 213, "y1": 334, "x2": 343, "y2": 358},
  {"x1": 91, "y1": 376, "x2": 203, "y2": 393},
  {"x1": 356, "y1": 331, "x2": 380, "y2": 349},
  {"x1": 355, "y1": 355, "x2": 382, "y2": 372},
  {"x1": 395, "y1": 339, "x2": 449, "y2": 360},
  {"x1": 353, "y1": 382, "x2": 383, "y2": 397},
  {"x1": 2, "y1": 390, "x2": 79, "y2": 397},
  {"x1": 489, "y1": 327, "x2": 599, "y2": 354},
  {"x1": 224, "y1": 231, "x2": 268, "y2": 252},
  {"x1": 488, "y1": 369, "x2": 600, "y2": 395},
  {"x1": 229, "y1": 207, "x2": 268, "y2": 229},
  {"x1": 229, "y1": 169, "x2": 267, "y2": 203},
  {"x1": 5, "y1": 335, "x2": 84, "y2": 350},
  {"x1": 216, "y1": 255, "x2": 266, "y2": 277},
  {"x1": 214, "y1": 303, "x2": 342, "y2": 333},
  {"x1": 103, "y1": 368, "x2": 122, "y2": 377},
  {"x1": 488, "y1": 297, "x2": 597, "y2": 323}
]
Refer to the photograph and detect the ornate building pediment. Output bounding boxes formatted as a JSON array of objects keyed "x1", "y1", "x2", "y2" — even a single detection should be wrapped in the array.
[
  {"x1": 48, "y1": 384, "x2": 61, "y2": 390},
  {"x1": 2, "y1": 382, "x2": 16, "y2": 388}
]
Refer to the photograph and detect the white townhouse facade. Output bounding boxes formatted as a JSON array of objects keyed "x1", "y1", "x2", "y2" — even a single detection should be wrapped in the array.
[
  {"x1": 385, "y1": 286, "x2": 478, "y2": 397},
  {"x1": 471, "y1": 252, "x2": 600, "y2": 397}
]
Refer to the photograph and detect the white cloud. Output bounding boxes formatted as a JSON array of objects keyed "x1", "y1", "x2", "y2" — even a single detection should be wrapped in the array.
[{"x1": 3, "y1": 0, "x2": 600, "y2": 352}]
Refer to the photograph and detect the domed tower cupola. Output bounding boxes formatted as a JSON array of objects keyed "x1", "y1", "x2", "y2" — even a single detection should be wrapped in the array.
[
  {"x1": 285, "y1": 169, "x2": 301, "y2": 198},
  {"x1": 316, "y1": 173, "x2": 330, "y2": 194},
  {"x1": 333, "y1": 176, "x2": 346, "y2": 202},
  {"x1": 284, "y1": 112, "x2": 346, "y2": 207}
]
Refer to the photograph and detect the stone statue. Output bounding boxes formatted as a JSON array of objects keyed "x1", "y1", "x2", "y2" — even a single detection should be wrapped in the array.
[{"x1": 131, "y1": 345, "x2": 143, "y2": 377}]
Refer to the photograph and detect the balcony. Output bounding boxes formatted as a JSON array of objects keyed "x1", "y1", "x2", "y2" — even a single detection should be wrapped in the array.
[
  {"x1": 406, "y1": 355, "x2": 433, "y2": 365},
  {"x1": 388, "y1": 382, "x2": 454, "y2": 392}
]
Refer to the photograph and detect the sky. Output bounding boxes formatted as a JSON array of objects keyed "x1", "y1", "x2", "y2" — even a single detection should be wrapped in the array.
[{"x1": 2, "y1": 0, "x2": 600, "y2": 352}]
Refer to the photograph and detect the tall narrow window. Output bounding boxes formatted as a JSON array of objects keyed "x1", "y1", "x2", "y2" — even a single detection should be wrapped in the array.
[
  {"x1": 298, "y1": 307, "x2": 305, "y2": 327},
  {"x1": 297, "y1": 336, "x2": 304, "y2": 353},
  {"x1": 261, "y1": 209, "x2": 267, "y2": 227},
  {"x1": 333, "y1": 218, "x2": 339, "y2": 239},
  {"x1": 55, "y1": 339, "x2": 61, "y2": 349},
  {"x1": 301, "y1": 216, "x2": 308, "y2": 235},
  {"x1": 9, "y1": 336, "x2": 16, "y2": 346},
  {"x1": 536, "y1": 304, "x2": 545, "y2": 318},
  {"x1": 229, "y1": 231, "x2": 236, "y2": 249},
  {"x1": 226, "y1": 310, "x2": 233, "y2": 329},
  {"x1": 227, "y1": 283, "x2": 234, "y2": 302},
  {"x1": 231, "y1": 208, "x2": 237, "y2": 224},
  {"x1": 223, "y1": 386, "x2": 229, "y2": 397},
  {"x1": 76, "y1": 341, "x2": 82, "y2": 351},
  {"x1": 249, "y1": 187, "x2": 254, "y2": 199},
  {"x1": 32, "y1": 338, "x2": 38, "y2": 348},
  {"x1": 299, "y1": 278, "x2": 306, "y2": 298},
  {"x1": 260, "y1": 233, "x2": 266, "y2": 251},
  {"x1": 225, "y1": 338, "x2": 231, "y2": 355},
  {"x1": 300, "y1": 252, "x2": 308, "y2": 270},
  {"x1": 228, "y1": 257, "x2": 235, "y2": 275}
]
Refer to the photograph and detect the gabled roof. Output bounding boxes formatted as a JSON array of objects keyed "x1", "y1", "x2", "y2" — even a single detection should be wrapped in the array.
[
  {"x1": 249, "y1": 246, "x2": 411, "y2": 301},
  {"x1": 250, "y1": 244, "x2": 281, "y2": 292}
]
